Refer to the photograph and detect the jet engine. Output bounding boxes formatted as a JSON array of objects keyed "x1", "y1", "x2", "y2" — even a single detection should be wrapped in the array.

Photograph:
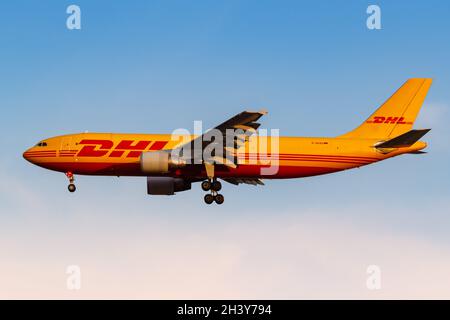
[
  {"x1": 146, "y1": 177, "x2": 191, "y2": 195},
  {"x1": 140, "y1": 151, "x2": 186, "y2": 174}
]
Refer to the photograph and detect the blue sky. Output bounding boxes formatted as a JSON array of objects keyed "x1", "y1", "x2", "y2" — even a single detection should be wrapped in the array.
[{"x1": 1, "y1": 1, "x2": 450, "y2": 298}]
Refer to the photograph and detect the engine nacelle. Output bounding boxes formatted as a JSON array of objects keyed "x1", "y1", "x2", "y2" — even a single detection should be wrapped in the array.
[
  {"x1": 146, "y1": 177, "x2": 191, "y2": 195},
  {"x1": 140, "y1": 151, "x2": 186, "y2": 174}
]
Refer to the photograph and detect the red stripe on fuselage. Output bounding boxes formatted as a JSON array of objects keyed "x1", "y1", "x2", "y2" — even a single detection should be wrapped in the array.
[
  {"x1": 24, "y1": 151, "x2": 56, "y2": 154},
  {"x1": 34, "y1": 160, "x2": 358, "y2": 178},
  {"x1": 243, "y1": 153, "x2": 380, "y2": 161}
]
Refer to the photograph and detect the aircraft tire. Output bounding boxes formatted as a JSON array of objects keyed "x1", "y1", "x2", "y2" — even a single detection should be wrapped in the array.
[
  {"x1": 68, "y1": 184, "x2": 76, "y2": 193},
  {"x1": 201, "y1": 180, "x2": 212, "y2": 191},
  {"x1": 211, "y1": 180, "x2": 222, "y2": 192},
  {"x1": 204, "y1": 194, "x2": 214, "y2": 204},
  {"x1": 214, "y1": 194, "x2": 224, "y2": 204}
]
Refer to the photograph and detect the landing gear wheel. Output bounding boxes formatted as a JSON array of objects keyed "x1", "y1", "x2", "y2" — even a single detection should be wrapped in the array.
[
  {"x1": 201, "y1": 180, "x2": 212, "y2": 191},
  {"x1": 214, "y1": 194, "x2": 224, "y2": 204},
  {"x1": 68, "y1": 184, "x2": 76, "y2": 193},
  {"x1": 65, "y1": 172, "x2": 76, "y2": 192},
  {"x1": 211, "y1": 180, "x2": 222, "y2": 192},
  {"x1": 204, "y1": 194, "x2": 214, "y2": 204}
]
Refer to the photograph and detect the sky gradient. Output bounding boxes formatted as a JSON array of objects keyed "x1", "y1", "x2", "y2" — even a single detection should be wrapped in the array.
[{"x1": 1, "y1": 0, "x2": 450, "y2": 298}]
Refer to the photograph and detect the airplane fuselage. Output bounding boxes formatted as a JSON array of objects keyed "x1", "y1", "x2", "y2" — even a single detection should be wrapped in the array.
[
  {"x1": 22, "y1": 79, "x2": 433, "y2": 204},
  {"x1": 23, "y1": 133, "x2": 426, "y2": 179}
]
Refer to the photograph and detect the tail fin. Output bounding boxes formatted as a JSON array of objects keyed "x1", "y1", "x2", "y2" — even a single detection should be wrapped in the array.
[{"x1": 340, "y1": 78, "x2": 432, "y2": 139}]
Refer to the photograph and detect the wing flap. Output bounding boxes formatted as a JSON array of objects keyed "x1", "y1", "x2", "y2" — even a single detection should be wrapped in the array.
[
  {"x1": 174, "y1": 109, "x2": 268, "y2": 169},
  {"x1": 223, "y1": 178, "x2": 265, "y2": 186}
]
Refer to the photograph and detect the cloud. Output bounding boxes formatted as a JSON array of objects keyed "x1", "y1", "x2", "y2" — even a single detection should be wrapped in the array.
[
  {"x1": 1, "y1": 153, "x2": 450, "y2": 299},
  {"x1": 1, "y1": 201, "x2": 450, "y2": 299}
]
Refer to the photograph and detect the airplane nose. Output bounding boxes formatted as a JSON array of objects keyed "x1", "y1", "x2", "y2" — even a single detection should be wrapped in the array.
[{"x1": 23, "y1": 148, "x2": 33, "y2": 162}]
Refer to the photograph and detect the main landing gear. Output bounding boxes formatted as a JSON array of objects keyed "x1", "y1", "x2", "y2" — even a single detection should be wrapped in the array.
[
  {"x1": 66, "y1": 171, "x2": 76, "y2": 193},
  {"x1": 202, "y1": 179, "x2": 224, "y2": 205}
]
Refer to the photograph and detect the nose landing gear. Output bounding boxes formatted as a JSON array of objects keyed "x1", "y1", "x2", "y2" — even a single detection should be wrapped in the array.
[
  {"x1": 66, "y1": 172, "x2": 76, "y2": 193},
  {"x1": 202, "y1": 179, "x2": 224, "y2": 205}
]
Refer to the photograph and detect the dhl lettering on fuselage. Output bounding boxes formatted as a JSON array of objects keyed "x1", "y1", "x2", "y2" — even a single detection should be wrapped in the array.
[
  {"x1": 77, "y1": 139, "x2": 168, "y2": 158},
  {"x1": 365, "y1": 116, "x2": 413, "y2": 124}
]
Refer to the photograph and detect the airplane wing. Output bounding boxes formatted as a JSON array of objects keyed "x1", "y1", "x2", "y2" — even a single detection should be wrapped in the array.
[
  {"x1": 223, "y1": 178, "x2": 265, "y2": 186},
  {"x1": 174, "y1": 109, "x2": 268, "y2": 178}
]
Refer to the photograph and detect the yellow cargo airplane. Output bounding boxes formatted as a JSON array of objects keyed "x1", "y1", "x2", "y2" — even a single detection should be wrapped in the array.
[{"x1": 24, "y1": 78, "x2": 432, "y2": 204}]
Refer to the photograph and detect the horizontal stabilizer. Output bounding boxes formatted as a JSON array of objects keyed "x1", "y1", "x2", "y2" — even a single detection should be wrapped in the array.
[{"x1": 375, "y1": 129, "x2": 430, "y2": 149}]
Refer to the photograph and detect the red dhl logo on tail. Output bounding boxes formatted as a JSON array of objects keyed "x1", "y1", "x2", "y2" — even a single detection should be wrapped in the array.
[
  {"x1": 366, "y1": 116, "x2": 413, "y2": 124},
  {"x1": 77, "y1": 140, "x2": 168, "y2": 158}
]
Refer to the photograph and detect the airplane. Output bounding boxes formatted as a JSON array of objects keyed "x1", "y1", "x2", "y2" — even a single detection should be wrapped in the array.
[{"x1": 23, "y1": 78, "x2": 432, "y2": 204}]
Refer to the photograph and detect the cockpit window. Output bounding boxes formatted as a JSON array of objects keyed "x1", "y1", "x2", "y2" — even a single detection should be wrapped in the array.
[{"x1": 35, "y1": 142, "x2": 48, "y2": 147}]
